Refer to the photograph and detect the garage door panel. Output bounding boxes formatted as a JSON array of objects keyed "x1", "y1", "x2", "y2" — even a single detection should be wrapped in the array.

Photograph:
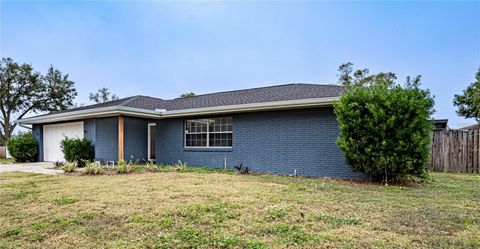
[{"x1": 43, "y1": 122, "x2": 84, "y2": 162}]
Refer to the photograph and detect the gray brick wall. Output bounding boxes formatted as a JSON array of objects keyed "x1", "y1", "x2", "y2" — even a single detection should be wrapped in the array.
[
  {"x1": 32, "y1": 107, "x2": 363, "y2": 179},
  {"x1": 123, "y1": 117, "x2": 148, "y2": 162},
  {"x1": 156, "y1": 107, "x2": 364, "y2": 179},
  {"x1": 84, "y1": 119, "x2": 96, "y2": 145},
  {"x1": 93, "y1": 117, "x2": 118, "y2": 162}
]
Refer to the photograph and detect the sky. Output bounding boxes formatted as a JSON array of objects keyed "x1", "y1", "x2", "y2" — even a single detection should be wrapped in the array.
[{"x1": 1, "y1": 1, "x2": 479, "y2": 128}]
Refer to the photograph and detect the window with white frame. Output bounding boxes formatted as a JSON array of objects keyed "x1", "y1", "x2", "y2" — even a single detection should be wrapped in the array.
[{"x1": 185, "y1": 117, "x2": 232, "y2": 148}]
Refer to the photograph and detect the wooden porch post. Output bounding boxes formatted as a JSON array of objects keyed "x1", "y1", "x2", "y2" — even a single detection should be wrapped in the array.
[{"x1": 118, "y1": 115, "x2": 124, "y2": 161}]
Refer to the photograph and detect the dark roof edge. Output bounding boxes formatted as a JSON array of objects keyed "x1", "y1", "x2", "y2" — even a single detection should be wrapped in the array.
[
  {"x1": 16, "y1": 96, "x2": 339, "y2": 125},
  {"x1": 173, "y1": 83, "x2": 339, "y2": 99},
  {"x1": 119, "y1": 95, "x2": 142, "y2": 106}
]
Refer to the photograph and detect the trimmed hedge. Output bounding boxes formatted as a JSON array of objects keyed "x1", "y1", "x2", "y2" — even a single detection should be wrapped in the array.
[
  {"x1": 334, "y1": 77, "x2": 434, "y2": 182},
  {"x1": 6, "y1": 132, "x2": 37, "y2": 162},
  {"x1": 60, "y1": 138, "x2": 94, "y2": 166}
]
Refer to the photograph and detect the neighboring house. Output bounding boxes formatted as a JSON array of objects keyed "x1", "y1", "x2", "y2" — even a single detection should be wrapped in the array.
[
  {"x1": 459, "y1": 124, "x2": 480, "y2": 130},
  {"x1": 17, "y1": 84, "x2": 364, "y2": 179},
  {"x1": 432, "y1": 119, "x2": 449, "y2": 131}
]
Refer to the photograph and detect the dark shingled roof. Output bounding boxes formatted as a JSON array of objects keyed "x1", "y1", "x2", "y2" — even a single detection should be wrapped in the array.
[
  {"x1": 459, "y1": 124, "x2": 480, "y2": 130},
  {"x1": 47, "y1": 83, "x2": 341, "y2": 115}
]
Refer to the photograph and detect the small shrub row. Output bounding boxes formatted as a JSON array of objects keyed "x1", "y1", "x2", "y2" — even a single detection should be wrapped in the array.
[
  {"x1": 62, "y1": 161, "x2": 78, "y2": 173},
  {"x1": 85, "y1": 161, "x2": 103, "y2": 175},
  {"x1": 62, "y1": 160, "x2": 249, "y2": 176},
  {"x1": 116, "y1": 160, "x2": 132, "y2": 174},
  {"x1": 144, "y1": 161, "x2": 162, "y2": 172}
]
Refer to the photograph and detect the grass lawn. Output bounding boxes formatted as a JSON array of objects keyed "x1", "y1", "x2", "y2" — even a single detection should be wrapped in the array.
[
  {"x1": 0, "y1": 171, "x2": 479, "y2": 248},
  {"x1": 0, "y1": 158, "x2": 15, "y2": 165}
]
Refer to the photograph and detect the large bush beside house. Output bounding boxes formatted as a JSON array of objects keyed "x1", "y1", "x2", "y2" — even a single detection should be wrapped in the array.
[
  {"x1": 6, "y1": 132, "x2": 37, "y2": 162},
  {"x1": 334, "y1": 63, "x2": 435, "y2": 182},
  {"x1": 60, "y1": 138, "x2": 94, "y2": 166}
]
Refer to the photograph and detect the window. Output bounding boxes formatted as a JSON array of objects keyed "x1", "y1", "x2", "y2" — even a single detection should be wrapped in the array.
[{"x1": 185, "y1": 117, "x2": 232, "y2": 148}]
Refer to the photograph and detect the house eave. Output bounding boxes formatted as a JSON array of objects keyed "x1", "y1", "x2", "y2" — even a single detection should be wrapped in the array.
[
  {"x1": 160, "y1": 97, "x2": 338, "y2": 118},
  {"x1": 16, "y1": 97, "x2": 338, "y2": 125},
  {"x1": 16, "y1": 106, "x2": 162, "y2": 125}
]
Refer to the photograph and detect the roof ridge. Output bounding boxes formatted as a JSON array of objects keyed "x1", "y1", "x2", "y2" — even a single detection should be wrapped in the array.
[
  {"x1": 134, "y1": 95, "x2": 165, "y2": 101},
  {"x1": 119, "y1": 95, "x2": 143, "y2": 106},
  {"x1": 171, "y1": 83, "x2": 337, "y2": 100}
]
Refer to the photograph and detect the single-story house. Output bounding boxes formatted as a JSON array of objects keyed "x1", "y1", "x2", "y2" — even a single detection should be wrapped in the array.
[
  {"x1": 459, "y1": 124, "x2": 480, "y2": 130},
  {"x1": 432, "y1": 119, "x2": 449, "y2": 131},
  {"x1": 17, "y1": 83, "x2": 364, "y2": 179}
]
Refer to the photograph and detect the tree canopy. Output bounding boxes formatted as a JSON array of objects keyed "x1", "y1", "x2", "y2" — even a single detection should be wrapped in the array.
[
  {"x1": 453, "y1": 67, "x2": 480, "y2": 124},
  {"x1": 89, "y1": 87, "x2": 119, "y2": 103},
  {"x1": 334, "y1": 63, "x2": 435, "y2": 182},
  {"x1": 179, "y1": 92, "x2": 196, "y2": 98},
  {"x1": 0, "y1": 57, "x2": 77, "y2": 142},
  {"x1": 337, "y1": 62, "x2": 397, "y2": 87}
]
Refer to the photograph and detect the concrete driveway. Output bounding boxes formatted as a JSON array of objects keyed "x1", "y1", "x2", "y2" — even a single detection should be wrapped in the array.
[{"x1": 0, "y1": 162, "x2": 63, "y2": 175}]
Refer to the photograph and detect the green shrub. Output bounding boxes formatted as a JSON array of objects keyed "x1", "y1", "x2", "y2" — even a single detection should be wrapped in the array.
[
  {"x1": 62, "y1": 161, "x2": 78, "y2": 173},
  {"x1": 169, "y1": 160, "x2": 187, "y2": 171},
  {"x1": 144, "y1": 161, "x2": 159, "y2": 172},
  {"x1": 61, "y1": 138, "x2": 94, "y2": 166},
  {"x1": 7, "y1": 132, "x2": 37, "y2": 162},
  {"x1": 85, "y1": 161, "x2": 103, "y2": 175},
  {"x1": 334, "y1": 76, "x2": 434, "y2": 182},
  {"x1": 117, "y1": 159, "x2": 132, "y2": 174},
  {"x1": 234, "y1": 163, "x2": 251, "y2": 174}
]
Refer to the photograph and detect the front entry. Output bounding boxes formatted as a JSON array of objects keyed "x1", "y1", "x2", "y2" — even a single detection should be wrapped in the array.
[{"x1": 148, "y1": 123, "x2": 156, "y2": 161}]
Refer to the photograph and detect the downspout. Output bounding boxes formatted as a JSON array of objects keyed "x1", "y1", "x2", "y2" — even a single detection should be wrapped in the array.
[{"x1": 20, "y1": 124, "x2": 32, "y2": 130}]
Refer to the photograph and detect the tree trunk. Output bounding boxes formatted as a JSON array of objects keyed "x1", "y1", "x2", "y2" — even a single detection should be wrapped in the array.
[{"x1": 2, "y1": 116, "x2": 11, "y2": 143}]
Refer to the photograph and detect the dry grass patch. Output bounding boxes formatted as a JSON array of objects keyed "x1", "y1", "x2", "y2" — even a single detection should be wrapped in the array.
[
  {"x1": 0, "y1": 171, "x2": 479, "y2": 248},
  {"x1": 0, "y1": 158, "x2": 15, "y2": 165}
]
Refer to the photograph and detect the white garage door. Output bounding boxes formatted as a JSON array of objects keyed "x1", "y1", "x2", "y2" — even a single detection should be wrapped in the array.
[{"x1": 43, "y1": 121, "x2": 84, "y2": 162}]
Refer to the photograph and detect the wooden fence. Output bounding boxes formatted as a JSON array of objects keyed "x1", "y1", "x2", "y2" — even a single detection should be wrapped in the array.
[{"x1": 429, "y1": 129, "x2": 480, "y2": 173}]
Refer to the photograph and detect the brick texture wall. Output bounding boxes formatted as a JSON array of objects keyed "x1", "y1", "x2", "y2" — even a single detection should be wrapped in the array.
[
  {"x1": 123, "y1": 117, "x2": 148, "y2": 162},
  {"x1": 156, "y1": 107, "x2": 364, "y2": 179},
  {"x1": 93, "y1": 117, "x2": 118, "y2": 162}
]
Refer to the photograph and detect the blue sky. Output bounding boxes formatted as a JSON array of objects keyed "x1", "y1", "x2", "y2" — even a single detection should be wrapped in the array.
[{"x1": 1, "y1": 1, "x2": 479, "y2": 128}]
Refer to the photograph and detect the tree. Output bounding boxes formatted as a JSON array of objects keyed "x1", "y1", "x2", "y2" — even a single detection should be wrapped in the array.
[
  {"x1": 337, "y1": 62, "x2": 397, "y2": 87},
  {"x1": 334, "y1": 63, "x2": 435, "y2": 182},
  {"x1": 0, "y1": 57, "x2": 77, "y2": 142},
  {"x1": 453, "y1": 67, "x2": 480, "y2": 124},
  {"x1": 179, "y1": 92, "x2": 196, "y2": 98},
  {"x1": 89, "y1": 87, "x2": 119, "y2": 103}
]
